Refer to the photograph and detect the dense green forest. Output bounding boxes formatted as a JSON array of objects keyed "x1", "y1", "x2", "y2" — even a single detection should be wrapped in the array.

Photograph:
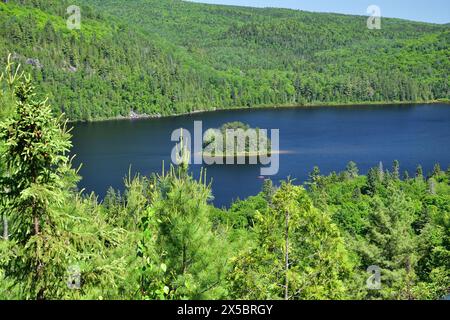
[
  {"x1": 0, "y1": 0, "x2": 448, "y2": 120},
  {"x1": 203, "y1": 121, "x2": 271, "y2": 157},
  {"x1": 0, "y1": 61, "x2": 449, "y2": 300}
]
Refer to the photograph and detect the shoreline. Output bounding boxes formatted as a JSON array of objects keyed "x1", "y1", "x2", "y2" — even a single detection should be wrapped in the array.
[{"x1": 68, "y1": 99, "x2": 450, "y2": 124}]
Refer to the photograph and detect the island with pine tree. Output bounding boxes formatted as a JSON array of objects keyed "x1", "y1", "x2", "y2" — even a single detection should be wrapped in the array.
[{"x1": 202, "y1": 122, "x2": 272, "y2": 160}]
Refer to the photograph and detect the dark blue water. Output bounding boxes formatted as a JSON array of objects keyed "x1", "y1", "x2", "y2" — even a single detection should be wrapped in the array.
[{"x1": 71, "y1": 104, "x2": 450, "y2": 208}]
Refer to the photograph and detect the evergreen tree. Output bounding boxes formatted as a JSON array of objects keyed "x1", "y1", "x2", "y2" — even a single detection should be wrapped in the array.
[
  {"x1": 346, "y1": 161, "x2": 359, "y2": 179},
  {"x1": 228, "y1": 180, "x2": 352, "y2": 299},
  {"x1": 364, "y1": 186, "x2": 419, "y2": 299},
  {"x1": 416, "y1": 165, "x2": 424, "y2": 180},
  {"x1": 308, "y1": 166, "x2": 322, "y2": 189},
  {"x1": 0, "y1": 74, "x2": 77, "y2": 299},
  {"x1": 432, "y1": 163, "x2": 441, "y2": 178},
  {"x1": 0, "y1": 69, "x2": 129, "y2": 299},
  {"x1": 392, "y1": 160, "x2": 400, "y2": 181},
  {"x1": 403, "y1": 171, "x2": 410, "y2": 181},
  {"x1": 366, "y1": 167, "x2": 379, "y2": 195},
  {"x1": 143, "y1": 167, "x2": 229, "y2": 299},
  {"x1": 415, "y1": 200, "x2": 450, "y2": 299},
  {"x1": 427, "y1": 178, "x2": 437, "y2": 195},
  {"x1": 262, "y1": 178, "x2": 275, "y2": 204}
]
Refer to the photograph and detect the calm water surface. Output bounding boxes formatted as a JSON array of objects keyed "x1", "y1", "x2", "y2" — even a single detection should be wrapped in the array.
[{"x1": 72, "y1": 104, "x2": 450, "y2": 207}]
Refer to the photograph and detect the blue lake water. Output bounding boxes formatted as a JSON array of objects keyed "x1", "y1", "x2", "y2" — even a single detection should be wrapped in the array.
[{"x1": 71, "y1": 104, "x2": 450, "y2": 208}]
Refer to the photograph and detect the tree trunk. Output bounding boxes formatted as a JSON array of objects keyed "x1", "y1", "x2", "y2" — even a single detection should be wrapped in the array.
[
  {"x1": 182, "y1": 243, "x2": 186, "y2": 274},
  {"x1": 285, "y1": 210, "x2": 289, "y2": 300},
  {"x1": 34, "y1": 216, "x2": 40, "y2": 235}
]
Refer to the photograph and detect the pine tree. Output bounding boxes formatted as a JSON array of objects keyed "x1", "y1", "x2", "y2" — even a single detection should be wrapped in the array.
[
  {"x1": 228, "y1": 180, "x2": 352, "y2": 299},
  {"x1": 403, "y1": 171, "x2": 410, "y2": 181},
  {"x1": 427, "y1": 178, "x2": 436, "y2": 195},
  {"x1": 0, "y1": 74, "x2": 77, "y2": 298},
  {"x1": 143, "y1": 166, "x2": 228, "y2": 299},
  {"x1": 346, "y1": 161, "x2": 359, "y2": 179},
  {"x1": 432, "y1": 163, "x2": 441, "y2": 178},
  {"x1": 364, "y1": 185, "x2": 419, "y2": 299},
  {"x1": 262, "y1": 178, "x2": 275, "y2": 204},
  {"x1": 416, "y1": 165, "x2": 424, "y2": 180},
  {"x1": 308, "y1": 166, "x2": 322, "y2": 189},
  {"x1": 392, "y1": 160, "x2": 400, "y2": 181},
  {"x1": 0, "y1": 70, "x2": 129, "y2": 299},
  {"x1": 366, "y1": 168, "x2": 379, "y2": 195}
]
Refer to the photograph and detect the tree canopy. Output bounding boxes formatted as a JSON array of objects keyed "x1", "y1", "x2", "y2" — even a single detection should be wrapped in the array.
[{"x1": 0, "y1": 0, "x2": 448, "y2": 121}]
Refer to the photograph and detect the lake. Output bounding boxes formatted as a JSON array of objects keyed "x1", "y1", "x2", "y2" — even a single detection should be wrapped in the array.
[{"x1": 71, "y1": 103, "x2": 450, "y2": 208}]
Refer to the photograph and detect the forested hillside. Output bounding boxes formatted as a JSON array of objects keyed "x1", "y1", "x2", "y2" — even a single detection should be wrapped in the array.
[{"x1": 0, "y1": 0, "x2": 449, "y2": 120}]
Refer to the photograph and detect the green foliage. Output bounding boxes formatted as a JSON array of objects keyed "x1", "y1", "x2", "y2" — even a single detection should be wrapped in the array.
[
  {"x1": 203, "y1": 121, "x2": 271, "y2": 157},
  {"x1": 0, "y1": 67, "x2": 78, "y2": 299},
  {"x1": 346, "y1": 161, "x2": 359, "y2": 180},
  {"x1": 1, "y1": 89, "x2": 448, "y2": 300},
  {"x1": 0, "y1": 61, "x2": 134, "y2": 300},
  {"x1": 0, "y1": 0, "x2": 448, "y2": 121},
  {"x1": 140, "y1": 167, "x2": 230, "y2": 299},
  {"x1": 310, "y1": 161, "x2": 450, "y2": 300},
  {"x1": 0, "y1": 0, "x2": 449, "y2": 297},
  {"x1": 227, "y1": 180, "x2": 353, "y2": 299}
]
